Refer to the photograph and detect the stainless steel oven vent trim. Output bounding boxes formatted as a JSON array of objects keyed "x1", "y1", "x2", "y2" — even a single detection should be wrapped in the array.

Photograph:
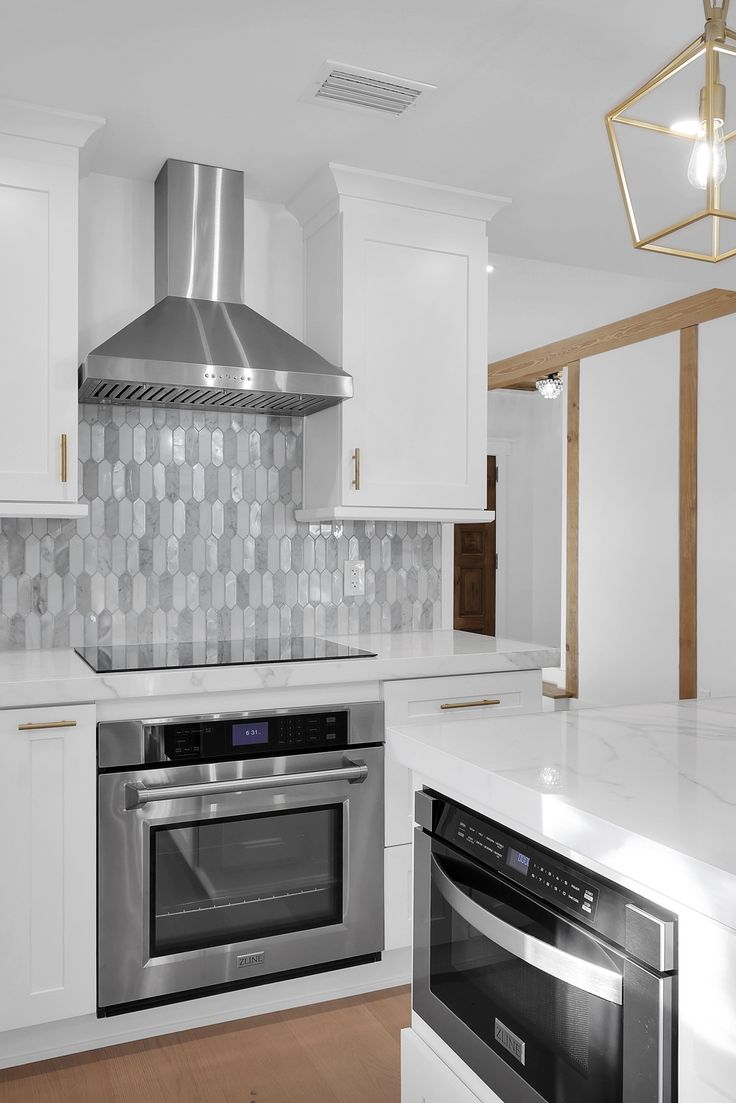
[{"x1": 431, "y1": 856, "x2": 624, "y2": 1005}]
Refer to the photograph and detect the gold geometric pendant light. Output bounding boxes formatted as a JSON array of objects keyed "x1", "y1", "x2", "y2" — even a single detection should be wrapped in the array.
[{"x1": 606, "y1": 0, "x2": 736, "y2": 261}]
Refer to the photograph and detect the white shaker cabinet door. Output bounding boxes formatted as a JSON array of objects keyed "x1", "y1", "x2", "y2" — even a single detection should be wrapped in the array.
[
  {"x1": 340, "y1": 200, "x2": 488, "y2": 511},
  {"x1": 0, "y1": 704, "x2": 96, "y2": 1030},
  {"x1": 0, "y1": 141, "x2": 80, "y2": 507}
]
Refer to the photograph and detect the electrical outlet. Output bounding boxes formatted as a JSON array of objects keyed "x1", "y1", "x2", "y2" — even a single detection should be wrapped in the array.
[{"x1": 344, "y1": 559, "x2": 365, "y2": 597}]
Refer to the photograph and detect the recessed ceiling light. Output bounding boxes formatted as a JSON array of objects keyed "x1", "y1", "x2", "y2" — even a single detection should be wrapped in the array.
[{"x1": 486, "y1": 264, "x2": 495, "y2": 273}]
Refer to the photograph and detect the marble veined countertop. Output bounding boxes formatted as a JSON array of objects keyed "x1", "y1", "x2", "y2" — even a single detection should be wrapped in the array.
[
  {"x1": 0, "y1": 631, "x2": 558, "y2": 709},
  {"x1": 389, "y1": 696, "x2": 736, "y2": 929}
]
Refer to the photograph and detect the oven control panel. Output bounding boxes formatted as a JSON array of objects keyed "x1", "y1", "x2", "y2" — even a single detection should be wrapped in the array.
[
  {"x1": 159, "y1": 710, "x2": 349, "y2": 762},
  {"x1": 449, "y1": 809, "x2": 599, "y2": 923}
]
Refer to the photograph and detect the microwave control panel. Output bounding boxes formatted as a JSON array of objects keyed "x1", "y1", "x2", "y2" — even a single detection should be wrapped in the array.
[{"x1": 447, "y1": 807, "x2": 600, "y2": 923}]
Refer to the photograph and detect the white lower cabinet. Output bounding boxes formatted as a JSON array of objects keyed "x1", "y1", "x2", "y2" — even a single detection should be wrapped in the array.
[
  {"x1": 0, "y1": 704, "x2": 96, "y2": 1030},
  {"x1": 402, "y1": 1029, "x2": 482, "y2": 1103},
  {"x1": 384, "y1": 843, "x2": 413, "y2": 952},
  {"x1": 385, "y1": 670, "x2": 543, "y2": 847}
]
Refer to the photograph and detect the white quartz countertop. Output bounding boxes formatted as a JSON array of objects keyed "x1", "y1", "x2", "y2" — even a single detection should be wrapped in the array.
[
  {"x1": 0, "y1": 631, "x2": 557, "y2": 709},
  {"x1": 389, "y1": 696, "x2": 736, "y2": 929}
]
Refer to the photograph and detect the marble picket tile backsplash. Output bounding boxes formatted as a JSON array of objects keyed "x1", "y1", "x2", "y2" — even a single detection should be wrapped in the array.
[{"x1": 0, "y1": 405, "x2": 442, "y2": 650}]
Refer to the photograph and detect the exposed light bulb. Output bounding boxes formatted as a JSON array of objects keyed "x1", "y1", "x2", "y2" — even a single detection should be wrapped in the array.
[
  {"x1": 535, "y1": 373, "x2": 563, "y2": 400},
  {"x1": 688, "y1": 118, "x2": 728, "y2": 189},
  {"x1": 486, "y1": 264, "x2": 495, "y2": 273},
  {"x1": 670, "y1": 118, "x2": 701, "y2": 137}
]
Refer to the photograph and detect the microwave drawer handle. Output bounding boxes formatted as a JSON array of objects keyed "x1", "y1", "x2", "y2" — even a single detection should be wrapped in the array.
[
  {"x1": 125, "y1": 761, "x2": 368, "y2": 809},
  {"x1": 431, "y1": 857, "x2": 623, "y2": 1005}
]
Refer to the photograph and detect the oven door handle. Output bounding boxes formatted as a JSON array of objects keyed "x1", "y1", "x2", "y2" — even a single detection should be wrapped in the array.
[
  {"x1": 124, "y1": 760, "x2": 369, "y2": 809},
  {"x1": 432, "y1": 856, "x2": 623, "y2": 1005}
]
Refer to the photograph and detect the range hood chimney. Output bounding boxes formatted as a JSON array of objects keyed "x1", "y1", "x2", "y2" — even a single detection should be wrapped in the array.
[{"x1": 79, "y1": 159, "x2": 352, "y2": 417}]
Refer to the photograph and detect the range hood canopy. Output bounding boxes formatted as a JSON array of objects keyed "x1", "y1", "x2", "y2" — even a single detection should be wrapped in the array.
[{"x1": 79, "y1": 159, "x2": 352, "y2": 417}]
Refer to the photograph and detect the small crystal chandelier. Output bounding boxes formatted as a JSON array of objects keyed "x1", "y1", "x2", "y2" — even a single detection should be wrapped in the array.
[
  {"x1": 606, "y1": 0, "x2": 736, "y2": 262},
  {"x1": 535, "y1": 373, "x2": 563, "y2": 400}
]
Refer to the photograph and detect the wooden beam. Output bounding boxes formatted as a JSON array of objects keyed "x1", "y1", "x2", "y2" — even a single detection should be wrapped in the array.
[
  {"x1": 488, "y1": 288, "x2": 736, "y2": 390},
  {"x1": 679, "y1": 326, "x2": 698, "y2": 700},
  {"x1": 565, "y1": 362, "x2": 580, "y2": 699},
  {"x1": 543, "y1": 681, "x2": 576, "y2": 700}
]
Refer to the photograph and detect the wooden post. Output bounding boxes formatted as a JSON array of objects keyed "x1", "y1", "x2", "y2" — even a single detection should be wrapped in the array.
[
  {"x1": 679, "y1": 326, "x2": 698, "y2": 700},
  {"x1": 565, "y1": 361, "x2": 580, "y2": 698}
]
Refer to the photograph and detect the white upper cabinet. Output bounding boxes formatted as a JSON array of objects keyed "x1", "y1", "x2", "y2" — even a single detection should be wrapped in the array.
[
  {"x1": 0, "y1": 103, "x2": 103, "y2": 518},
  {"x1": 289, "y1": 165, "x2": 508, "y2": 522}
]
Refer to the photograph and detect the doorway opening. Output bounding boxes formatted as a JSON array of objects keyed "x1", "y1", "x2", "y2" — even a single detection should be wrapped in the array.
[{"x1": 453, "y1": 456, "x2": 496, "y2": 635}]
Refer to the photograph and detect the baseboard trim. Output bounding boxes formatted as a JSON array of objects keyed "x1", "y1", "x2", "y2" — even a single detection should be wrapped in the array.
[{"x1": 0, "y1": 948, "x2": 411, "y2": 1070}]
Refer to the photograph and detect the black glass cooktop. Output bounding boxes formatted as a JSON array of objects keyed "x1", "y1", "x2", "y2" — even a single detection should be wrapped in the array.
[{"x1": 74, "y1": 637, "x2": 377, "y2": 674}]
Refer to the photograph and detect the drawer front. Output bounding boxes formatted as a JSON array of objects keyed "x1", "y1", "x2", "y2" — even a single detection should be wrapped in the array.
[
  {"x1": 384, "y1": 670, "x2": 541, "y2": 725},
  {"x1": 384, "y1": 671, "x2": 542, "y2": 847}
]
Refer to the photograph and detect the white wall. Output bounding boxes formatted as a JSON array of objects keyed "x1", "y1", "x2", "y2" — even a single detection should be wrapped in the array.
[
  {"x1": 697, "y1": 314, "x2": 736, "y2": 698},
  {"x1": 488, "y1": 390, "x2": 563, "y2": 647},
  {"x1": 486, "y1": 255, "x2": 685, "y2": 655},
  {"x1": 488, "y1": 253, "x2": 690, "y2": 363},
  {"x1": 244, "y1": 199, "x2": 303, "y2": 339},
  {"x1": 78, "y1": 174, "x2": 154, "y2": 362},
  {"x1": 78, "y1": 173, "x2": 303, "y2": 361},
  {"x1": 578, "y1": 334, "x2": 680, "y2": 706}
]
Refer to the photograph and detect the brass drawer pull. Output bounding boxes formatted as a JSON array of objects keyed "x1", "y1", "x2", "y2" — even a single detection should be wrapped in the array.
[
  {"x1": 352, "y1": 447, "x2": 361, "y2": 491},
  {"x1": 61, "y1": 434, "x2": 68, "y2": 483},
  {"x1": 18, "y1": 720, "x2": 77, "y2": 731},
  {"x1": 440, "y1": 699, "x2": 502, "y2": 711}
]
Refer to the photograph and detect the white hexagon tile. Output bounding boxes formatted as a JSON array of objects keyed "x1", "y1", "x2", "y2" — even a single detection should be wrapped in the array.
[{"x1": 0, "y1": 405, "x2": 442, "y2": 649}]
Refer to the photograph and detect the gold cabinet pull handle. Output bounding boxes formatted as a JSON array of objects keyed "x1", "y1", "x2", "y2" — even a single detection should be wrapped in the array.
[
  {"x1": 18, "y1": 720, "x2": 77, "y2": 731},
  {"x1": 440, "y1": 699, "x2": 501, "y2": 711},
  {"x1": 61, "y1": 434, "x2": 68, "y2": 483},
  {"x1": 352, "y1": 447, "x2": 361, "y2": 491}
]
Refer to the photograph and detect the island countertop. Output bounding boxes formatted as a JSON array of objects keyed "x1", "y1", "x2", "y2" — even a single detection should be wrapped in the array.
[
  {"x1": 389, "y1": 695, "x2": 736, "y2": 930},
  {"x1": 0, "y1": 631, "x2": 558, "y2": 709}
]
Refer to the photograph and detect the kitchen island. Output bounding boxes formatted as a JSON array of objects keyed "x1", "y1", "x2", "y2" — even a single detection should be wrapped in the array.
[{"x1": 391, "y1": 697, "x2": 736, "y2": 1103}]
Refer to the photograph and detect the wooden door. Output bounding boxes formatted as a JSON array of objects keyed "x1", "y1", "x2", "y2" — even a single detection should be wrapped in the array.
[{"x1": 453, "y1": 456, "x2": 496, "y2": 634}]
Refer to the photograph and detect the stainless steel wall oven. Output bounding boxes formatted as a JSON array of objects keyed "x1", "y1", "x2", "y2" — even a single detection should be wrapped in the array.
[
  {"x1": 98, "y1": 701, "x2": 384, "y2": 1015},
  {"x1": 413, "y1": 789, "x2": 677, "y2": 1103}
]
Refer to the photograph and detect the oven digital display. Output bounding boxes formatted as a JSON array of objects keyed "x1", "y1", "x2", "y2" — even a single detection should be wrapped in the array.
[
  {"x1": 506, "y1": 847, "x2": 531, "y2": 876},
  {"x1": 232, "y1": 721, "x2": 269, "y2": 747}
]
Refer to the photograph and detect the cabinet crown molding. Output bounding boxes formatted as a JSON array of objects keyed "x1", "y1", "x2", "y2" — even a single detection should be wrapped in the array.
[
  {"x1": 288, "y1": 161, "x2": 510, "y2": 230},
  {"x1": 0, "y1": 98, "x2": 105, "y2": 149}
]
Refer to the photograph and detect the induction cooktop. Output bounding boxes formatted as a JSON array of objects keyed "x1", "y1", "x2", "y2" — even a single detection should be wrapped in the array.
[{"x1": 74, "y1": 637, "x2": 377, "y2": 673}]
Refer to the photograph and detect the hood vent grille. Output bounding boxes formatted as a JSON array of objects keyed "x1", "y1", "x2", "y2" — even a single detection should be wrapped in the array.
[
  {"x1": 311, "y1": 63, "x2": 435, "y2": 116},
  {"x1": 79, "y1": 379, "x2": 328, "y2": 417}
]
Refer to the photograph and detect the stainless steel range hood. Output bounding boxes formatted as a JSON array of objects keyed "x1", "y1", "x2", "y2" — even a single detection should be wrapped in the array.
[{"x1": 79, "y1": 159, "x2": 352, "y2": 417}]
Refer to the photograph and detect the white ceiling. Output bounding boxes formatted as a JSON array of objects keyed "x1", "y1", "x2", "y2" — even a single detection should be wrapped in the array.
[{"x1": 1, "y1": 0, "x2": 731, "y2": 280}]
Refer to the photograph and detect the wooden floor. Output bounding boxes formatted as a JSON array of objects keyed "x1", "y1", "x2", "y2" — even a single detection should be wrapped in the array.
[{"x1": 0, "y1": 987, "x2": 410, "y2": 1103}]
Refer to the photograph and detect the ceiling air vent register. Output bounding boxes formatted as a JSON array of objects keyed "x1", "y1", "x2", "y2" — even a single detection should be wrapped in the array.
[{"x1": 307, "y1": 62, "x2": 436, "y2": 116}]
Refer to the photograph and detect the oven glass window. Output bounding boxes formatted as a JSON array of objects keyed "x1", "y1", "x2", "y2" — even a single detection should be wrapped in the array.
[
  {"x1": 429, "y1": 852, "x2": 622, "y2": 1103},
  {"x1": 150, "y1": 805, "x2": 342, "y2": 956}
]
